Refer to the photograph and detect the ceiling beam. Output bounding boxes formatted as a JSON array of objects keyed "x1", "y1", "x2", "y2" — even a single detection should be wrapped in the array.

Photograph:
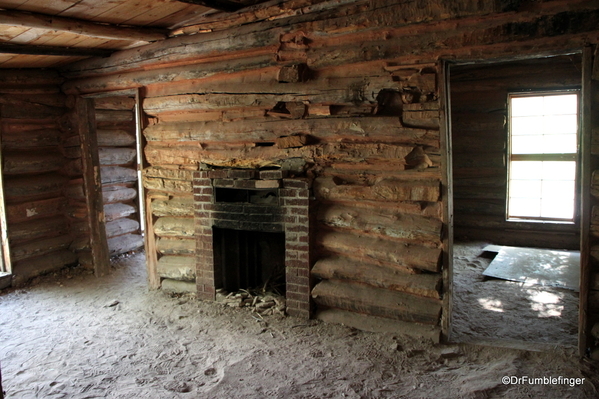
[
  {"x1": 0, "y1": 9, "x2": 168, "y2": 42},
  {"x1": 176, "y1": 0, "x2": 245, "y2": 13},
  {"x1": 0, "y1": 42, "x2": 113, "y2": 57}
]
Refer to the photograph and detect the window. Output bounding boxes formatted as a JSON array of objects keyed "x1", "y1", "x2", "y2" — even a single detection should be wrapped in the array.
[{"x1": 507, "y1": 92, "x2": 579, "y2": 222}]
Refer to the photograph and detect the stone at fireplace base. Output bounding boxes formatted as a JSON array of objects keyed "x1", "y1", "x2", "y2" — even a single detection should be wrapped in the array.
[{"x1": 161, "y1": 279, "x2": 196, "y2": 294}]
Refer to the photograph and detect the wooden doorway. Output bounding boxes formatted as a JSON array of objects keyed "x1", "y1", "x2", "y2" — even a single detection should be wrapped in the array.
[{"x1": 444, "y1": 54, "x2": 589, "y2": 352}]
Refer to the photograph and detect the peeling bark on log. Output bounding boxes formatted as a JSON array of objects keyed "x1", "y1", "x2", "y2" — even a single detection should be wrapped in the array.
[
  {"x1": 105, "y1": 218, "x2": 139, "y2": 238},
  {"x1": 6, "y1": 197, "x2": 66, "y2": 223},
  {"x1": 143, "y1": 117, "x2": 439, "y2": 146},
  {"x1": 104, "y1": 203, "x2": 136, "y2": 222},
  {"x1": 98, "y1": 147, "x2": 136, "y2": 166},
  {"x1": 2, "y1": 129, "x2": 62, "y2": 149},
  {"x1": 318, "y1": 230, "x2": 441, "y2": 272},
  {"x1": 11, "y1": 235, "x2": 73, "y2": 262},
  {"x1": 312, "y1": 256, "x2": 441, "y2": 298},
  {"x1": 4, "y1": 174, "x2": 68, "y2": 203},
  {"x1": 102, "y1": 186, "x2": 137, "y2": 203},
  {"x1": 314, "y1": 176, "x2": 440, "y2": 203},
  {"x1": 12, "y1": 249, "x2": 78, "y2": 287},
  {"x1": 9, "y1": 215, "x2": 69, "y2": 243},
  {"x1": 100, "y1": 166, "x2": 137, "y2": 184},
  {"x1": 3, "y1": 152, "x2": 65, "y2": 175},
  {"x1": 315, "y1": 308, "x2": 441, "y2": 343},
  {"x1": 152, "y1": 197, "x2": 194, "y2": 217},
  {"x1": 312, "y1": 279, "x2": 442, "y2": 325},
  {"x1": 153, "y1": 217, "x2": 195, "y2": 238},
  {"x1": 156, "y1": 237, "x2": 195, "y2": 255},
  {"x1": 107, "y1": 233, "x2": 143, "y2": 256},
  {"x1": 157, "y1": 256, "x2": 196, "y2": 281}
]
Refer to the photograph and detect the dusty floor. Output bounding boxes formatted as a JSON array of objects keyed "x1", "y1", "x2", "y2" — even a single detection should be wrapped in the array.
[
  {"x1": 452, "y1": 242, "x2": 579, "y2": 348},
  {"x1": 0, "y1": 251, "x2": 597, "y2": 399}
]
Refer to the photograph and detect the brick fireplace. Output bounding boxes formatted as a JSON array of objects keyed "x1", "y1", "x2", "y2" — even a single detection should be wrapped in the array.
[{"x1": 193, "y1": 169, "x2": 311, "y2": 318}]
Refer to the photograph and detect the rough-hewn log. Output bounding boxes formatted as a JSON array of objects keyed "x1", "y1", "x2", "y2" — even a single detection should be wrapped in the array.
[
  {"x1": 8, "y1": 216, "x2": 69, "y2": 243},
  {"x1": 94, "y1": 97, "x2": 136, "y2": 111},
  {"x1": 312, "y1": 256, "x2": 441, "y2": 298},
  {"x1": 98, "y1": 147, "x2": 136, "y2": 166},
  {"x1": 105, "y1": 218, "x2": 140, "y2": 238},
  {"x1": 95, "y1": 110, "x2": 133, "y2": 123},
  {"x1": 157, "y1": 256, "x2": 196, "y2": 281},
  {"x1": 107, "y1": 233, "x2": 144, "y2": 256},
  {"x1": 143, "y1": 117, "x2": 439, "y2": 146},
  {"x1": 143, "y1": 167, "x2": 194, "y2": 194},
  {"x1": 153, "y1": 217, "x2": 195, "y2": 238},
  {"x1": 318, "y1": 230, "x2": 441, "y2": 273},
  {"x1": 314, "y1": 176, "x2": 440, "y2": 203},
  {"x1": 12, "y1": 249, "x2": 78, "y2": 287},
  {"x1": 100, "y1": 166, "x2": 137, "y2": 184},
  {"x1": 156, "y1": 237, "x2": 195, "y2": 255},
  {"x1": 102, "y1": 186, "x2": 137, "y2": 204},
  {"x1": 11, "y1": 235, "x2": 73, "y2": 262},
  {"x1": 3, "y1": 152, "x2": 65, "y2": 175},
  {"x1": 152, "y1": 197, "x2": 194, "y2": 217},
  {"x1": 104, "y1": 203, "x2": 136, "y2": 222},
  {"x1": 59, "y1": 159, "x2": 83, "y2": 177},
  {"x1": 0, "y1": 95, "x2": 65, "y2": 119},
  {"x1": 6, "y1": 197, "x2": 66, "y2": 223},
  {"x1": 64, "y1": 180, "x2": 85, "y2": 200},
  {"x1": 4, "y1": 174, "x2": 67, "y2": 203},
  {"x1": 402, "y1": 102, "x2": 440, "y2": 129},
  {"x1": 2, "y1": 129, "x2": 62, "y2": 149},
  {"x1": 0, "y1": 69, "x2": 64, "y2": 86},
  {"x1": 454, "y1": 226, "x2": 579, "y2": 250},
  {"x1": 317, "y1": 203, "x2": 442, "y2": 244},
  {"x1": 311, "y1": 279, "x2": 442, "y2": 325},
  {"x1": 315, "y1": 308, "x2": 441, "y2": 343},
  {"x1": 161, "y1": 278, "x2": 196, "y2": 293},
  {"x1": 97, "y1": 129, "x2": 136, "y2": 146}
]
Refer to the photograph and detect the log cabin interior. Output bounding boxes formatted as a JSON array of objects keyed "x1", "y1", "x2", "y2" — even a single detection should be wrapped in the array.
[{"x1": 1, "y1": 0, "x2": 599, "y2": 396}]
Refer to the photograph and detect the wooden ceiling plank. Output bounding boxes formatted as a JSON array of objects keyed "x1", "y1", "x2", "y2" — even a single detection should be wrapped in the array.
[
  {"x1": 14, "y1": 0, "x2": 83, "y2": 16},
  {"x1": 56, "y1": 0, "x2": 133, "y2": 21},
  {"x1": 119, "y1": 1, "x2": 195, "y2": 27},
  {"x1": 0, "y1": 8, "x2": 167, "y2": 42},
  {"x1": 150, "y1": 4, "x2": 213, "y2": 29},
  {"x1": 176, "y1": 0, "x2": 245, "y2": 13},
  {"x1": 94, "y1": 0, "x2": 171, "y2": 26}
]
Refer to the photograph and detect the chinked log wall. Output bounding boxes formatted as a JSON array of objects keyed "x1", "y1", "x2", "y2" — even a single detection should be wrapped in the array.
[
  {"x1": 452, "y1": 56, "x2": 582, "y2": 249},
  {"x1": 0, "y1": 70, "x2": 77, "y2": 285},
  {"x1": 60, "y1": 0, "x2": 599, "y2": 342}
]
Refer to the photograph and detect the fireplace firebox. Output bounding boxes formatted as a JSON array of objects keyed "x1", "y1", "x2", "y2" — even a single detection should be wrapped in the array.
[{"x1": 193, "y1": 169, "x2": 311, "y2": 318}]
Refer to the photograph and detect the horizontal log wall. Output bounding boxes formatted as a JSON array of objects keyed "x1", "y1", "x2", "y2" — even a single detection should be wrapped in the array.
[
  {"x1": 451, "y1": 56, "x2": 581, "y2": 249},
  {"x1": 1, "y1": 70, "x2": 77, "y2": 285},
  {"x1": 94, "y1": 97, "x2": 143, "y2": 257},
  {"x1": 60, "y1": 0, "x2": 599, "y2": 343}
]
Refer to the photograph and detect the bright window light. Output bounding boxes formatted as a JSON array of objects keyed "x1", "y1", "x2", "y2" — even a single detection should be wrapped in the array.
[{"x1": 507, "y1": 93, "x2": 578, "y2": 222}]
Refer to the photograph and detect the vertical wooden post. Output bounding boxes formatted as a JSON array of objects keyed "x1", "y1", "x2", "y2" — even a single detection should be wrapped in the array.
[
  {"x1": 439, "y1": 60, "x2": 454, "y2": 342},
  {"x1": 145, "y1": 195, "x2": 160, "y2": 289},
  {"x1": 580, "y1": 45, "x2": 595, "y2": 356},
  {"x1": 77, "y1": 97, "x2": 110, "y2": 276},
  {"x1": 0, "y1": 107, "x2": 12, "y2": 275}
]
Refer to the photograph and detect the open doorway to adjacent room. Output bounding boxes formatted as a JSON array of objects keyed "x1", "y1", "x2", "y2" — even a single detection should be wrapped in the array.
[{"x1": 448, "y1": 55, "x2": 583, "y2": 349}]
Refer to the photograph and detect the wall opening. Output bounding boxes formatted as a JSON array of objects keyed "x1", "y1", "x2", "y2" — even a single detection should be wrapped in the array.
[
  {"x1": 213, "y1": 227, "x2": 286, "y2": 294},
  {"x1": 448, "y1": 55, "x2": 582, "y2": 350}
]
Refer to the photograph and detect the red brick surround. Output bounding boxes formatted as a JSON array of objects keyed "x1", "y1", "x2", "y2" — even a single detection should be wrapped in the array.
[{"x1": 193, "y1": 169, "x2": 311, "y2": 318}]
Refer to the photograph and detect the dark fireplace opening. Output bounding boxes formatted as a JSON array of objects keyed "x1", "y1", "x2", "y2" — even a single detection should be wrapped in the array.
[{"x1": 213, "y1": 227, "x2": 286, "y2": 295}]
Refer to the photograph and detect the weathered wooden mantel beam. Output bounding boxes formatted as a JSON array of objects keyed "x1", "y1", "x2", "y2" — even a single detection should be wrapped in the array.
[{"x1": 0, "y1": 8, "x2": 168, "y2": 42}]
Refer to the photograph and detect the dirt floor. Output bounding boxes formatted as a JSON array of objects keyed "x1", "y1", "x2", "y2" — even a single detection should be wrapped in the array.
[
  {"x1": 452, "y1": 242, "x2": 579, "y2": 348},
  {"x1": 0, "y1": 251, "x2": 597, "y2": 399}
]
